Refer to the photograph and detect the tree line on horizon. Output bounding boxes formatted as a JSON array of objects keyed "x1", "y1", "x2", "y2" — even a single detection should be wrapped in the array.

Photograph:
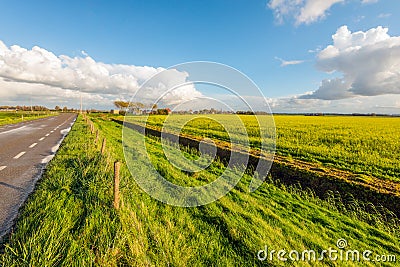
[{"x1": 0, "y1": 105, "x2": 77, "y2": 112}]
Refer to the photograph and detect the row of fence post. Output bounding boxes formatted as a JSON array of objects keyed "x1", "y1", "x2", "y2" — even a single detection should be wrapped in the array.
[{"x1": 83, "y1": 114, "x2": 120, "y2": 210}]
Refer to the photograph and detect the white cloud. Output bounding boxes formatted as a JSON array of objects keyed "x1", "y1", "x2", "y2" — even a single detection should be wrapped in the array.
[
  {"x1": 297, "y1": 0, "x2": 343, "y2": 25},
  {"x1": 81, "y1": 50, "x2": 89, "y2": 57},
  {"x1": 183, "y1": 92, "x2": 400, "y2": 114},
  {"x1": 378, "y1": 13, "x2": 391, "y2": 18},
  {"x1": 361, "y1": 0, "x2": 378, "y2": 4},
  {"x1": 0, "y1": 40, "x2": 202, "y2": 108},
  {"x1": 269, "y1": 93, "x2": 400, "y2": 114},
  {"x1": 267, "y1": 0, "x2": 303, "y2": 24},
  {"x1": 275, "y1": 57, "x2": 305, "y2": 66},
  {"x1": 303, "y1": 25, "x2": 400, "y2": 100},
  {"x1": 0, "y1": 77, "x2": 111, "y2": 108},
  {"x1": 267, "y1": 0, "x2": 343, "y2": 25},
  {"x1": 308, "y1": 46, "x2": 322, "y2": 53},
  {"x1": 354, "y1": 15, "x2": 365, "y2": 23},
  {"x1": 301, "y1": 78, "x2": 353, "y2": 100}
]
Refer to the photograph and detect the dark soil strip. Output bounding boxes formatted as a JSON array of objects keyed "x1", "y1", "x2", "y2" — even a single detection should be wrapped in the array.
[{"x1": 116, "y1": 119, "x2": 400, "y2": 217}]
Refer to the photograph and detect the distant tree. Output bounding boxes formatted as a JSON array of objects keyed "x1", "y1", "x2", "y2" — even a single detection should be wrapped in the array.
[
  {"x1": 155, "y1": 108, "x2": 171, "y2": 115},
  {"x1": 129, "y1": 102, "x2": 145, "y2": 109},
  {"x1": 63, "y1": 106, "x2": 68, "y2": 112},
  {"x1": 55, "y1": 106, "x2": 61, "y2": 111},
  {"x1": 114, "y1": 101, "x2": 129, "y2": 110}
]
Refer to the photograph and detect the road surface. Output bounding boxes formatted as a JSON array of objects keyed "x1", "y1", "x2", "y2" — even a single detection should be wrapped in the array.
[{"x1": 0, "y1": 113, "x2": 77, "y2": 240}]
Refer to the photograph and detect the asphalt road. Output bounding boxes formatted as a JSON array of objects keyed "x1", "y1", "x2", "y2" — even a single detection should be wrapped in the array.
[{"x1": 0, "y1": 113, "x2": 77, "y2": 239}]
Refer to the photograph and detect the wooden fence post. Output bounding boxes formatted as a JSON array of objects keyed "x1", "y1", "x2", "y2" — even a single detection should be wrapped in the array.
[
  {"x1": 101, "y1": 138, "x2": 106, "y2": 154},
  {"x1": 114, "y1": 161, "x2": 120, "y2": 210},
  {"x1": 95, "y1": 130, "x2": 99, "y2": 144}
]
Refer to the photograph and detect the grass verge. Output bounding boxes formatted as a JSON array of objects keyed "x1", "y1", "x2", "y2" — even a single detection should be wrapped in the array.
[{"x1": 0, "y1": 112, "x2": 58, "y2": 127}]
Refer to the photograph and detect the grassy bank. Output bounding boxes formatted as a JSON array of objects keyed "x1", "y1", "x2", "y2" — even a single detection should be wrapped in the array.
[
  {"x1": 0, "y1": 111, "x2": 58, "y2": 127},
  {"x1": 126, "y1": 114, "x2": 400, "y2": 182},
  {"x1": 1, "y1": 114, "x2": 399, "y2": 266}
]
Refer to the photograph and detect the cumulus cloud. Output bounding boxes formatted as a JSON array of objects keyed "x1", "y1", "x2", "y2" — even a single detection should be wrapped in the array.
[
  {"x1": 301, "y1": 78, "x2": 353, "y2": 100},
  {"x1": 267, "y1": 0, "x2": 343, "y2": 25},
  {"x1": 275, "y1": 57, "x2": 305, "y2": 66},
  {"x1": 0, "y1": 77, "x2": 111, "y2": 108},
  {"x1": 0, "y1": 40, "x2": 202, "y2": 107},
  {"x1": 302, "y1": 25, "x2": 400, "y2": 100}
]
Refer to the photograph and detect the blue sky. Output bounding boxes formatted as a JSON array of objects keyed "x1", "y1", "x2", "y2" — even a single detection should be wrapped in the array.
[{"x1": 0, "y1": 0, "x2": 400, "y2": 113}]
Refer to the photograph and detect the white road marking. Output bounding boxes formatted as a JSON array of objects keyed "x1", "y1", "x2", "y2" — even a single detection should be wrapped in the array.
[
  {"x1": 39, "y1": 137, "x2": 45, "y2": 141},
  {"x1": 0, "y1": 166, "x2": 7, "y2": 171},
  {"x1": 0, "y1": 126, "x2": 26, "y2": 135},
  {"x1": 14, "y1": 151, "x2": 26, "y2": 159},
  {"x1": 42, "y1": 123, "x2": 74, "y2": 164},
  {"x1": 60, "y1": 127, "x2": 71, "y2": 135},
  {"x1": 50, "y1": 130, "x2": 54, "y2": 133},
  {"x1": 29, "y1": 143, "x2": 37, "y2": 148},
  {"x1": 45, "y1": 133, "x2": 50, "y2": 136},
  {"x1": 41, "y1": 155, "x2": 53, "y2": 164}
]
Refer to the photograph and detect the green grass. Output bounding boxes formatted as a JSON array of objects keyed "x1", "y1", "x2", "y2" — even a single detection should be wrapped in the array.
[
  {"x1": 1, "y1": 114, "x2": 399, "y2": 266},
  {"x1": 125, "y1": 114, "x2": 400, "y2": 182},
  {"x1": 0, "y1": 111, "x2": 57, "y2": 127}
]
